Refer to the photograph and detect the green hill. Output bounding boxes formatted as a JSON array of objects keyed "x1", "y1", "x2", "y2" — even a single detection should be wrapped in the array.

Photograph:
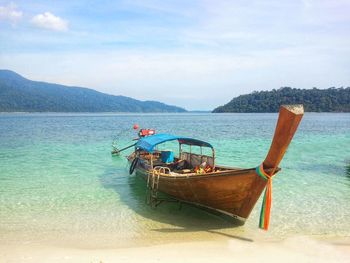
[
  {"x1": 213, "y1": 87, "x2": 350, "y2": 113},
  {"x1": 0, "y1": 70, "x2": 186, "y2": 113}
]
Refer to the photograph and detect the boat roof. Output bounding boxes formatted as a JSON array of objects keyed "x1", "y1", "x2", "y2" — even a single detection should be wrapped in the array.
[{"x1": 136, "y1": 133, "x2": 213, "y2": 153}]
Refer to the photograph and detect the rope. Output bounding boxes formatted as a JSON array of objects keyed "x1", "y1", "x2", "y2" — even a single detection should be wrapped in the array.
[{"x1": 255, "y1": 163, "x2": 276, "y2": 230}]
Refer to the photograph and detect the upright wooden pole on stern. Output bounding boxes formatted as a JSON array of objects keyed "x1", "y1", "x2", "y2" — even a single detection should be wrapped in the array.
[
  {"x1": 263, "y1": 104, "x2": 304, "y2": 174},
  {"x1": 256, "y1": 105, "x2": 304, "y2": 230}
]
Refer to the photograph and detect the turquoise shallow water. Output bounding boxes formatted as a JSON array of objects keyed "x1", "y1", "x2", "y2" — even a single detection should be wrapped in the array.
[{"x1": 0, "y1": 113, "x2": 349, "y2": 247}]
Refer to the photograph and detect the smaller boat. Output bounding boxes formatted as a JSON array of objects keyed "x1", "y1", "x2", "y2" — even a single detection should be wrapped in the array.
[{"x1": 126, "y1": 105, "x2": 304, "y2": 229}]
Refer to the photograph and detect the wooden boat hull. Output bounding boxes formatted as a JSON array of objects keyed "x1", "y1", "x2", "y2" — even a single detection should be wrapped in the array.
[{"x1": 129, "y1": 161, "x2": 271, "y2": 223}]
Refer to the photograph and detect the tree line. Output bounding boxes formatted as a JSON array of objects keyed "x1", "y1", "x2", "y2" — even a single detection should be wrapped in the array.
[{"x1": 213, "y1": 87, "x2": 350, "y2": 113}]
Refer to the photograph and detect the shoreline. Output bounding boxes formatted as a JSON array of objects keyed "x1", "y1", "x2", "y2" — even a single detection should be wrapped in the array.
[{"x1": 2, "y1": 224, "x2": 349, "y2": 250}]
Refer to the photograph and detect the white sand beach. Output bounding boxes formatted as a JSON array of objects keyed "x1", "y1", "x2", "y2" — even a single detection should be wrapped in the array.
[{"x1": 1, "y1": 236, "x2": 349, "y2": 263}]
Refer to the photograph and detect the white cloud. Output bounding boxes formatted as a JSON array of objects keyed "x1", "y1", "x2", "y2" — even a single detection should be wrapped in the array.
[
  {"x1": 31, "y1": 12, "x2": 68, "y2": 32},
  {"x1": 0, "y1": 3, "x2": 23, "y2": 25}
]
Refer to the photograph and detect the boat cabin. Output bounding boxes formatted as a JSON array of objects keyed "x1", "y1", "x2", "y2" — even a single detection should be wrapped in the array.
[{"x1": 133, "y1": 133, "x2": 217, "y2": 175}]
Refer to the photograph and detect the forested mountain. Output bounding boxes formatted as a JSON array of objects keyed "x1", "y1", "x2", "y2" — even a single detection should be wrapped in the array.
[
  {"x1": 213, "y1": 87, "x2": 350, "y2": 113},
  {"x1": 0, "y1": 70, "x2": 186, "y2": 113}
]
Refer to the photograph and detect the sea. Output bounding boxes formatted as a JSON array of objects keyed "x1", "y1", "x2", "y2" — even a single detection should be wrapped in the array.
[{"x1": 0, "y1": 113, "x2": 349, "y2": 248}]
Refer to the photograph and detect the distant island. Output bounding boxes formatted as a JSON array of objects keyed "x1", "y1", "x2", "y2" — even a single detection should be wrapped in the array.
[
  {"x1": 0, "y1": 70, "x2": 186, "y2": 113},
  {"x1": 213, "y1": 87, "x2": 350, "y2": 113}
]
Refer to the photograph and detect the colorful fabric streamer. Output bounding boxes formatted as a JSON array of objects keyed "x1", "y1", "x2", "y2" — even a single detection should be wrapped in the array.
[{"x1": 255, "y1": 163, "x2": 275, "y2": 230}]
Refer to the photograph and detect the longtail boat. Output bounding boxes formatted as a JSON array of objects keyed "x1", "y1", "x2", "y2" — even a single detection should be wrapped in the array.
[{"x1": 126, "y1": 105, "x2": 304, "y2": 230}]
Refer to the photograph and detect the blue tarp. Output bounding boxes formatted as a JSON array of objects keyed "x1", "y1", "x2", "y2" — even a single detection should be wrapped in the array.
[{"x1": 135, "y1": 133, "x2": 213, "y2": 153}]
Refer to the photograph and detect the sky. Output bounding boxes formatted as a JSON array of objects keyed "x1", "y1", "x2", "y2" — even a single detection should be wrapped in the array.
[{"x1": 0, "y1": 0, "x2": 349, "y2": 110}]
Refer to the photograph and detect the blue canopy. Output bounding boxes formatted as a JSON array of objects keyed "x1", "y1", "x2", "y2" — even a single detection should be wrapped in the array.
[{"x1": 136, "y1": 133, "x2": 213, "y2": 153}]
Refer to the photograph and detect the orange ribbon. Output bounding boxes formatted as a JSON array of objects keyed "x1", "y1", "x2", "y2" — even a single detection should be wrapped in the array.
[{"x1": 256, "y1": 163, "x2": 275, "y2": 230}]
